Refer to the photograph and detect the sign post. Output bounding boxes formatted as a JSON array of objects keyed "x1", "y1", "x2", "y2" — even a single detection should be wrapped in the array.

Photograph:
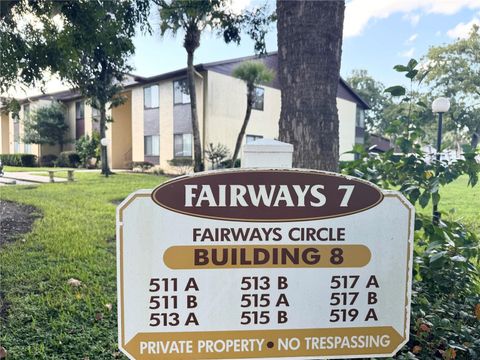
[{"x1": 117, "y1": 169, "x2": 414, "y2": 359}]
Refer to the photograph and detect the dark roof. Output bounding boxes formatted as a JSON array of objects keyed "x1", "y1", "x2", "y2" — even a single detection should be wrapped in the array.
[
  {"x1": 18, "y1": 53, "x2": 370, "y2": 109},
  {"x1": 368, "y1": 134, "x2": 392, "y2": 152},
  {"x1": 138, "y1": 52, "x2": 369, "y2": 109},
  {"x1": 17, "y1": 89, "x2": 82, "y2": 104}
]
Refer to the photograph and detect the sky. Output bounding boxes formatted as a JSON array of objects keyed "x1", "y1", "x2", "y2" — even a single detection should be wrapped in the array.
[
  {"x1": 131, "y1": 0, "x2": 480, "y2": 89},
  {"x1": 8, "y1": 0, "x2": 480, "y2": 98}
]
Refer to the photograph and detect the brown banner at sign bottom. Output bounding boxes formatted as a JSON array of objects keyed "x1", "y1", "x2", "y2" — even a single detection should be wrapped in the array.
[
  {"x1": 163, "y1": 245, "x2": 371, "y2": 269},
  {"x1": 124, "y1": 326, "x2": 404, "y2": 359}
]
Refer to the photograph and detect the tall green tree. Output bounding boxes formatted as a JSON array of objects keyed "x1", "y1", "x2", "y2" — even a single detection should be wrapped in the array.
[
  {"x1": 424, "y1": 25, "x2": 480, "y2": 148},
  {"x1": 277, "y1": 0, "x2": 345, "y2": 171},
  {"x1": 23, "y1": 101, "x2": 69, "y2": 151},
  {"x1": 231, "y1": 61, "x2": 274, "y2": 166},
  {"x1": 155, "y1": 0, "x2": 273, "y2": 172},
  {"x1": 0, "y1": 0, "x2": 151, "y2": 175},
  {"x1": 346, "y1": 69, "x2": 393, "y2": 134}
]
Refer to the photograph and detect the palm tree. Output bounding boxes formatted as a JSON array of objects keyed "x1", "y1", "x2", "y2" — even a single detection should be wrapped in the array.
[
  {"x1": 277, "y1": 0, "x2": 345, "y2": 171},
  {"x1": 156, "y1": 0, "x2": 273, "y2": 172},
  {"x1": 231, "y1": 61, "x2": 274, "y2": 167}
]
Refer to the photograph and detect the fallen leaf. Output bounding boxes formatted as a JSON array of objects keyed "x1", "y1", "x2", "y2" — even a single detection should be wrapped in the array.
[
  {"x1": 475, "y1": 303, "x2": 480, "y2": 320},
  {"x1": 95, "y1": 312, "x2": 103, "y2": 321},
  {"x1": 0, "y1": 346, "x2": 7, "y2": 359},
  {"x1": 419, "y1": 323, "x2": 430, "y2": 332},
  {"x1": 67, "y1": 278, "x2": 82, "y2": 287},
  {"x1": 105, "y1": 303, "x2": 113, "y2": 311},
  {"x1": 443, "y1": 348, "x2": 456, "y2": 360},
  {"x1": 412, "y1": 345, "x2": 422, "y2": 354}
]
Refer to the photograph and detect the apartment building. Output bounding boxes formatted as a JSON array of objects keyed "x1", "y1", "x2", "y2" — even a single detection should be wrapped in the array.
[{"x1": 0, "y1": 53, "x2": 369, "y2": 169}]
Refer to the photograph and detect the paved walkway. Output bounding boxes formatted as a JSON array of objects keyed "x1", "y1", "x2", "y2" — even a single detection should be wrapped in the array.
[
  {"x1": 2, "y1": 172, "x2": 67, "y2": 184},
  {"x1": 0, "y1": 177, "x2": 34, "y2": 186}
]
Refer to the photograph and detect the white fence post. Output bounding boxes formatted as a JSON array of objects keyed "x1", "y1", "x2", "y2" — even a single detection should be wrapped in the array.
[{"x1": 241, "y1": 138, "x2": 293, "y2": 168}]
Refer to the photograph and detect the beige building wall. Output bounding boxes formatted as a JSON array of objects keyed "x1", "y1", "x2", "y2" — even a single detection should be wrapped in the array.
[
  {"x1": 1, "y1": 112, "x2": 11, "y2": 153},
  {"x1": 111, "y1": 92, "x2": 132, "y2": 169},
  {"x1": 204, "y1": 71, "x2": 281, "y2": 163},
  {"x1": 8, "y1": 113, "x2": 14, "y2": 153},
  {"x1": 63, "y1": 100, "x2": 76, "y2": 151},
  {"x1": 205, "y1": 71, "x2": 359, "y2": 164},
  {"x1": 337, "y1": 98, "x2": 357, "y2": 161},
  {"x1": 159, "y1": 81, "x2": 173, "y2": 169},
  {"x1": 131, "y1": 86, "x2": 144, "y2": 162},
  {"x1": 84, "y1": 103, "x2": 93, "y2": 136}
]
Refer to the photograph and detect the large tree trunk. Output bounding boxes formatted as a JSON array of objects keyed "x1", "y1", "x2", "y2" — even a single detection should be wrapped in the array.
[
  {"x1": 187, "y1": 50, "x2": 203, "y2": 172},
  {"x1": 99, "y1": 103, "x2": 110, "y2": 176},
  {"x1": 231, "y1": 85, "x2": 255, "y2": 167},
  {"x1": 277, "y1": 0, "x2": 345, "y2": 171}
]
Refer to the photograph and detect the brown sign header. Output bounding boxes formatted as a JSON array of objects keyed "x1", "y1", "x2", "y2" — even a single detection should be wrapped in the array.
[{"x1": 151, "y1": 169, "x2": 383, "y2": 222}]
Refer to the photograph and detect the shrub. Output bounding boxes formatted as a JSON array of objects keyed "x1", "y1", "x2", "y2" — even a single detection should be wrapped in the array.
[
  {"x1": 146, "y1": 166, "x2": 165, "y2": 176},
  {"x1": 75, "y1": 133, "x2": 100, "y2": 167},
  {"x1": 40, "y1": 154, "x2": 57, "y2": 167},
  {"x1": 167, "y1": 158, "x2": 193, "y2": 175},
  {"x1": 0, "y1": 154, "x2": 37, "y2": 167},
  {"x1": 55, "y1": 151, "x2": 81, "y2": 168},
  {"x1": 205, "y1": 143, "x2": 230, "y2": 169},
  {"x1": 127, "y1": 161, "x2": 154, "y2": 171},
  {"x1": 220, "y1": 158, "x2": 241, "y2": 168},
  {"x1": 342, "y1": 59, "x2": 480, "y2": 359}
]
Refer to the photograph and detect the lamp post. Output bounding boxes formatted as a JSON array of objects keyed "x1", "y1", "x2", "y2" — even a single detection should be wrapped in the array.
[
  {"x1": 100, "y1": 137, "x2": 111, "y2": 177},
  {"x1": 431, "y1": 97, "x2": 450, "y2": 224}
]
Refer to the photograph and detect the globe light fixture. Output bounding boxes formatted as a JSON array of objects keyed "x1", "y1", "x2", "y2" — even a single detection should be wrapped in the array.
[
  {"x1": 100, "y1": 137, "x2": 110, "y2": 147},
  {"x1": 431, "y1": 97, "x2": 450, "y2": 113},
  {"x1": 431, "y1": 97, "x2": 450, "y2": 224}
]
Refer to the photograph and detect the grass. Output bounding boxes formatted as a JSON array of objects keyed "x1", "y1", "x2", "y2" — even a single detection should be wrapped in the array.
[
  {"x1": 0, "y1": 171, "x2": 478, "y2": 359},
  {"x1": 0, "y1": 172, "x2": 167, "y2": 359},
  {"x1": 4, "y1": 166, "x2": 77, "y2": 172},
  {"x1": 416, "y1": 175, "x2": 480, "y2": 234}
]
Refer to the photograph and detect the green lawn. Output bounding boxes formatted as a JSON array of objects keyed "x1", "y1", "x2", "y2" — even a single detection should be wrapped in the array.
[
  {"x1": 416, "y1": 174, "x2": 480, "y2": 234},
  {"x1": 4, "y1": 166, "x2": 77, "y2": 172},
  {"x1": 0, "y1": 171, "x2": 478, "y2": 359},
  {"x1": 0, "y1": 172, "x2": 166, "y2": 359}
]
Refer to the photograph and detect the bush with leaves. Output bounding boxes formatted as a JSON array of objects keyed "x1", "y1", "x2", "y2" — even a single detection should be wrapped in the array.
[
  {"x1": 75, "y1": 133, "x2": 100, "y2": 168},
  {"x1": 205, "y1": 143, "x2": 230, "y2": 170},
  {"x1": 55, "y1": 151, "x2": 81, "y2": 168},
  {"x1": 342, "y1": 59, "x2": 480, "y2": 359},
  {"x1": 0, "y1": 154, "x2": 37, "y2": 167},
  {"x1": 167, "y1": 158, "x2": 193, "y2": 175}
]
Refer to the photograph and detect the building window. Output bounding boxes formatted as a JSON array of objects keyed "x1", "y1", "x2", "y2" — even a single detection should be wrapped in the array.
[
  {"x1": 24, "y1": 143, "x2": 31, "y2": 153},
  {"x1": 356, "y1": 107, "x2": 365, "y2": 127},
  {"x1": 144, "y1": 85, "x2": 159, "y2": 109},
  {"x1": 14, "y1": 141, "x2": 19, "y2": 153},
  {"x1": 23, "y1": 104, "x2": 30, "y2": 121},
  {"x1": 252, "y1": 87, "x2": 265, "y2": 111},
  {"x1": 75, "y1": 101, "x2": 85, "y2": 139},
  {"x1": 174, "y1": 133, "x2": 192, "y2": 157},
  {"x1": 246, "y1": 134, "x2": 263, "y2": 144},
  {"x1": 173, "y1": 79, "x2": 190, "y2": 105},
  {"x1": 144, "y1": 135, "x2": 160, "y2": 156}
]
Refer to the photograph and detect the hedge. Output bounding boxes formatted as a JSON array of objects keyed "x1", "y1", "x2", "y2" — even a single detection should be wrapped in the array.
[
  {"x1": 0, "y1": 154, "x2": 37, "y2": 167},
  {"x1": 55, "y1": 151, "x2": 81, "y2": 168}
]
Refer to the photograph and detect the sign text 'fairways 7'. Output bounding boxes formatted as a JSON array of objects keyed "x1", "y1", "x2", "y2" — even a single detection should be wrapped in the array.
[{"x1": 151, "y1": 170, "x2": 383, "y2": 221}]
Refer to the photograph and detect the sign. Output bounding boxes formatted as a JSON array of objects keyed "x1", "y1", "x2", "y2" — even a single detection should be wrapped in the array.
[{"x1": 117, "y1": 169, "x2": 414, "y2": 360}]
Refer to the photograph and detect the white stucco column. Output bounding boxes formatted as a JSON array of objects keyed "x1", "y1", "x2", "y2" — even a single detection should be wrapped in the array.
[{"x1": 241, "y1": 138, "x2": 293, "y2": 168}]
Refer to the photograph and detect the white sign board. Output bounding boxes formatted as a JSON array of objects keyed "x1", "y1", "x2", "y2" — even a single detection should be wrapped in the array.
[{"x1": 117, "y1": 169, "x2": 414, "y2": 359}]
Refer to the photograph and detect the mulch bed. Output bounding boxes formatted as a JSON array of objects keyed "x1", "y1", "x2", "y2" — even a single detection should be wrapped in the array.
[{"x1": 0, "y1": 200, "x2": 42, "y2": 246}]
